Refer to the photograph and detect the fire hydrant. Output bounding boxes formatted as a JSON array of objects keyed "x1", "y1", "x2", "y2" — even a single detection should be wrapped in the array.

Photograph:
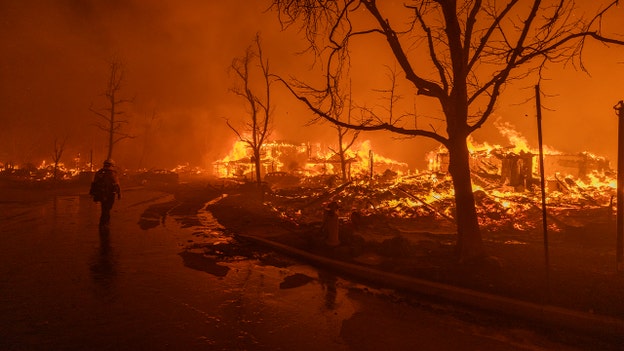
[{"x1": 323, "y1": 201, "x2": 340, "y2": 246}]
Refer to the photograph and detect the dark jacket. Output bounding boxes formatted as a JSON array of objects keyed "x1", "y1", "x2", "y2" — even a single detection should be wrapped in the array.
[{"x1": 89, "y1": 167, "x2": 121, "y2": 202}]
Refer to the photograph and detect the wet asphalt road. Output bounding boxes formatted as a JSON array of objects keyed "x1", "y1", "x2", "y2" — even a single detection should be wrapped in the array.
[{"x1": 0, "y1": 187, "x2": 593, "y2": 350}]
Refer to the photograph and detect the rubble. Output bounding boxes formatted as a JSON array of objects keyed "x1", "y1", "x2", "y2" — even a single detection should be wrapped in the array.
[{"x1": 262, "y1": 165, "x2": 616, "y2": 242}]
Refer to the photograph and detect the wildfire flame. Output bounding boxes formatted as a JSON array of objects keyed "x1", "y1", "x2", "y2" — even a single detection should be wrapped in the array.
[
  {"x1": 212, "y1": 138, "x2": 408, "y2": 180},
  {"x1": 260, "y1": 122, "x2": 615, "y2": 235}
]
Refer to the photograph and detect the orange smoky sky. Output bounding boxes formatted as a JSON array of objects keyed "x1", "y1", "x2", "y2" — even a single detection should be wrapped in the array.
[{"x1": 1, "y1": 0, "x2": 623, "y2": 170}]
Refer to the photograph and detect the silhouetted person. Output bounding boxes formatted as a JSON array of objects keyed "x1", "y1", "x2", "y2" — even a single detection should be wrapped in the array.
[{"x1": 89, "y1": 159, "x2": 121, "y2": 227}]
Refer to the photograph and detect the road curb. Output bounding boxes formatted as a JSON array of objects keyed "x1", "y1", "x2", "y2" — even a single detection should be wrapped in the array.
[{"x1": 240, "y1": 234, "x2": 624, "y2": 339}]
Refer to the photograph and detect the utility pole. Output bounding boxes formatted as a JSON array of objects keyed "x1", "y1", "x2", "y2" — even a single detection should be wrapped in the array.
[
  {"x1": 614, "y1": 100, "x2": 624, "y2": 273},
  {"x1": 535, "y1": 85, "x2": 550, "y2": 297}
]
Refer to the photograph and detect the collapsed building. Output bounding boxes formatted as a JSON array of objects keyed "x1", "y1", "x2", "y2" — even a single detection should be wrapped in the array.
[
  {"x1": 431, "y1": 146, "x2": 611, "y2": 191},
  {"x1": 213, "y1": 141, "x2": 309, "y2": 179},
  {"x1": 213, "y1": 140, "x2": 409, "y2": 182}
]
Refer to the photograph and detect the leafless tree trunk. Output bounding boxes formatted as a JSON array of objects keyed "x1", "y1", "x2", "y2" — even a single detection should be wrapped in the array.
[
  {"x1": 90, "y1": 59, "x2": 134, "y2": 161},
  {"x1": 334, "y1": 123, "x2": 359, "y2": 182},
  {"x1": 327, "y1": 80, "x2": 359, "y2": 182},
  {"x1": 227, "y1": 34, "x2": 273, "y2": 186},
  {"x1": 272, "y1": 0, "x2": 624, "y2": 262},
  {"x1": 52, "y1": 137, "x2": 66, "y2": 181}
]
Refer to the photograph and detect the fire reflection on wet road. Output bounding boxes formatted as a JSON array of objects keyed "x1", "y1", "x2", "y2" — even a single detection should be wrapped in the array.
[{"x1": 0, "y1": 188, "x2": 592, "y2": 350}]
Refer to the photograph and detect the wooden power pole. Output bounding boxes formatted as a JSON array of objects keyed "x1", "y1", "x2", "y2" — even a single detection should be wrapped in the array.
[
  {"x1": 535, "y1": 85, "x2": 550, "y2": 293},
  {"x1": 615, "y1": 100, "x2": 624, "y2": 273}
]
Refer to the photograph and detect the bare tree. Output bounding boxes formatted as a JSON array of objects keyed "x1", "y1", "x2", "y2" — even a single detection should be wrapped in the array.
[
  {"x1": 332, "y1": 121, "x2": 359, "y2": 182},
  {"x1": 90, "y1": 59, "x2": 134, "y2": 161},
  {"x1": 294, "y1": 48, "x2": 361, "y2": 182},
  {"x1": 272, "y1": 0, "x2": 624, "y2": 262},
  {"x1": 326, "y1": 80, "x2": 359, "y2": 182},
  {"x1": 227, "y1": 34, "x2": 273, "y2": 186},
  {"x1": 52, "y1": 137, "x2": 66, "y2": 181}
]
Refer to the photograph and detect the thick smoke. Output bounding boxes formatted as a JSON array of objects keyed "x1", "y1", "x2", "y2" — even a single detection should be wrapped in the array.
[{"x1": 1, "y1": 1, "x2": 623, "y2": 171}]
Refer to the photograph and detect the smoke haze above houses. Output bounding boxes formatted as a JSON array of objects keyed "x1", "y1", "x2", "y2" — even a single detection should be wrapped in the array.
[{"x1": 1, "y1": 0, "x2": 623, "y2": 170}]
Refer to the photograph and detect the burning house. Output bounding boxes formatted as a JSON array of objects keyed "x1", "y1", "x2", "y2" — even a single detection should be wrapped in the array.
[
  {"x1": 213, "y1": 139, "x2": 409, "y2": 181},
  {"x1": 213, "y1": 140, "x2": 308, "y2": 180},
  {"x1": 431, "y1": 146, "x2": 610, "y2": 191},
  {"x1": 543, "y1": 152, "x2": 610, "y2": 178},
  {"x1": 428, "y1": 121, "x2": 612, "y2": 192}
]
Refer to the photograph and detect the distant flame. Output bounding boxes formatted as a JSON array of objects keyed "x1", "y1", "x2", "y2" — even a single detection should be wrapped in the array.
[{"x1": 213, "y1": 138, "x2": 409, "y2": 180}]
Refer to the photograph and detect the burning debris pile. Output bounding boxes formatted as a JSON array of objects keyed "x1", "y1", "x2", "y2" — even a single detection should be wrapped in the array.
[
  {"x1": 0, "y1": 160, "x2": 86, "y2": 183},
  {"x1": 265, "y1": 170, "x2": 615, "y2": 239},
  {"x1": 247, "y1": 123, "x2": 617, "y2": 238},
  {"x1": 0, "y1": 159, "x2": 187, "y2": 187}
]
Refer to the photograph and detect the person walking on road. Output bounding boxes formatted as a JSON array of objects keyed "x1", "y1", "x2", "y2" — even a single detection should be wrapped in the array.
[{"x1": 89, "y1": 159, "x2": 121, "y2": 227}]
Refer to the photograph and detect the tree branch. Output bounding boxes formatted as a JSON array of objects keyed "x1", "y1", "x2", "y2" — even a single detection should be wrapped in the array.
[{"x1": 277, "y1": 76, "x2": 449, "y2": 146}]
